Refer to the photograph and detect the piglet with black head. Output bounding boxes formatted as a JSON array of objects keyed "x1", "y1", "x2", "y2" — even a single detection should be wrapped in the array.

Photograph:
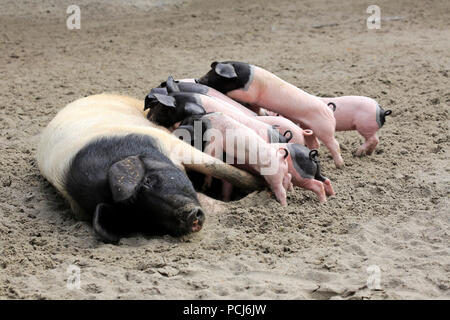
[
  {"x1": 144, "y1": 80, "x2": 206, "y2": 128},
  {"x1": 270, "y1": 143, "x2": 334, "y2": 203}
]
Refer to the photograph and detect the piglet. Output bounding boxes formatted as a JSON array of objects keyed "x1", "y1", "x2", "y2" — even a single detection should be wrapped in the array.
[
  {"x1": 175, "y1": 113, "x2": 292, "y2": 206},
  {"x1": 197, "y1": 61, "x2": 344, "y2": 168},
  {"x1": 319, "y1": 96, "x2": 392, "y2": 156}
]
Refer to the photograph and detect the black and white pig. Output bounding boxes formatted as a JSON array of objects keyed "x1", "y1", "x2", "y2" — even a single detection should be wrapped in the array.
[{"x1": 37, "y1": 94, "x2": 264, "y2": 243}]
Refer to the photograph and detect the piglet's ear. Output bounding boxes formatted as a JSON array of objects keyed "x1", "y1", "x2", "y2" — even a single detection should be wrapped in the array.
[
  {"x1": 214, "y1": 62, "x2": 238, "y2": 79},
  {"x1": 93, "y1": 203, "x2": 121, "y2": 244},
  {"x1": 166, "y1": 76, "x2": 180, "y2": 94},
  {"x1": 153, "y1": 93, "x2": 176, "y2": 108},
  {"x1": 108, "y1": 155, "x2": 146, "y2": 203},
  {"x1": 149, "y1": 87, "x2": 168, "y2": 96}
]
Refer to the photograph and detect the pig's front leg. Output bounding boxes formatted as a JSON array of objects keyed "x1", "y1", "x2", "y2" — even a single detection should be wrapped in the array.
[
  {"x1": 221, "y1": 180, "x2": 234, "y2": 202},
  {"x1": 202, "y1": 137, "x2": 234, "y2": 201},
  {"x1": 321, "y1": 135, "x2": 344, "y2": 168}
]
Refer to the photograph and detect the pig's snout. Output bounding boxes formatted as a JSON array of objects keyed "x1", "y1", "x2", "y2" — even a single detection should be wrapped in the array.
[
  {"x1": 186, "y1": 207, "x2": 205, "y2": 232},
  {"x1": 303, "y1": 129, "x2": 313, "y2": 136}
]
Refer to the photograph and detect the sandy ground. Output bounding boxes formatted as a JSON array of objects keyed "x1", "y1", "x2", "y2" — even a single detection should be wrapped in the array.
[{"x1": 0, "y1": 0, "x2": 449, "y2": 300}]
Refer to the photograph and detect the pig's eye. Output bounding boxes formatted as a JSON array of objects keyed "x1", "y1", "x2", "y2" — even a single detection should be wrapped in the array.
[
  {"x1": 142, "y1": 175, "x2": 162, "y2": 191},
  {"x1": 141, "y1": 176, "x2": 154, "y2": 189}
]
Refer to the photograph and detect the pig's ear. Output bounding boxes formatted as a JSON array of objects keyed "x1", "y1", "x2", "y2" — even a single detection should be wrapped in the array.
[
  {"x1": 153, "y1": 93, "x2": 177, "y2": 108},
  {"x1": 213, "y1": 62, "x2": 238, "y2": 79},
  {"x1": 309, "y1": 149, "x2": 319, "y2": 160},
  {"x1": 108, "y1": 155, "x2": 146, "y2": 203},
  {"x1": 144, "y1": 93, "x2": 156, "y2": 110},
  {"x1": 166, "y1": 76, "x2": 180, "y2": 94},
  {"x1": 327, "y1": 102, "x2": 336, "y2": 112},
  {"x1": 93, "y1": 203, "x2": 121, "y2": 244},
  {"x1": 149, "y1": 87, "x2": 168, "y2": 96},
  {"x1": 184, "y1": 102, "x2": 206, "y2": 116}
]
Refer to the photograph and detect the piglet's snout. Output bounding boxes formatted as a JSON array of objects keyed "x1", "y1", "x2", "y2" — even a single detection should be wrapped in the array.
[{"x1": 187, "y1": 207, "x2": 205, "y2": 232}]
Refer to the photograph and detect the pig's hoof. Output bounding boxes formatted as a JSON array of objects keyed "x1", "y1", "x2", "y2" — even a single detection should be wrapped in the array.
[{"x1": 334, "y1": 161, "x2": 345, "y2": 169}]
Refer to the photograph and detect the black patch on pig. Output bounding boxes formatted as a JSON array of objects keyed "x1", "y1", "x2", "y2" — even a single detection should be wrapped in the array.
[
  {"x1": 177, "y1": 82, "x2": 209, "y2": 95},
  {"x1": 376, "y1": 104, "x2": 392, "y2": 128},
  {"x1": 149, "y1": 87, "x2": 168, "y2": 96},
  {"x1": 308, "y1": 150, "x2": 327, "y2": 182},
  {"x1": 65, "y1": 134, "x2": 203, "y2": 242},
  {"x1": 286, "y1": 144, "x2": 328, "y2": 181},
  {"x1": 197, "y1": 61, "x2": 253, "y2": 94},
  {"x1": 145, "y1": 92, "x2": 206, "y2": 128},
  {"x1": 159, "y1": 80, "x2": 210, "y2": 95},
  {"x1": 175, "y1": 114, "x2": 212, "y2": 151}
]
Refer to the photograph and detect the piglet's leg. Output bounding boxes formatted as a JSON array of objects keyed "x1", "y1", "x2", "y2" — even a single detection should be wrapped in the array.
[
  {"x1": 203, "y1": 140, "x2": 234, "y2": 201},
  {"x1": 201, "y1": 143, "x2": 216, "y2": 191},
  {"x1": 301, "y1": 179, "x2": 327, "y2": 203},
  {"x1": 321, "y1": 137, "x2": 344, "y2": 168},
  {"x1": 221, "y1": 180, "x2": 234, "y2": 202},
  {"x1": 323, "y1": 179, "x2": 335, "y2": 196},
  {"x1": 356, "y1": 134, "x2": 379, "y2": 156},
  {"x1": 304, "y1": 134, "x2": 320, "y2": 150}
]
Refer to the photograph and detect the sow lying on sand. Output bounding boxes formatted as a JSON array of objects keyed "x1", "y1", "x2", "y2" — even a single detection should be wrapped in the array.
[{"x1": 36, "y1": 94, "x2": 264, "y2": 243}]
